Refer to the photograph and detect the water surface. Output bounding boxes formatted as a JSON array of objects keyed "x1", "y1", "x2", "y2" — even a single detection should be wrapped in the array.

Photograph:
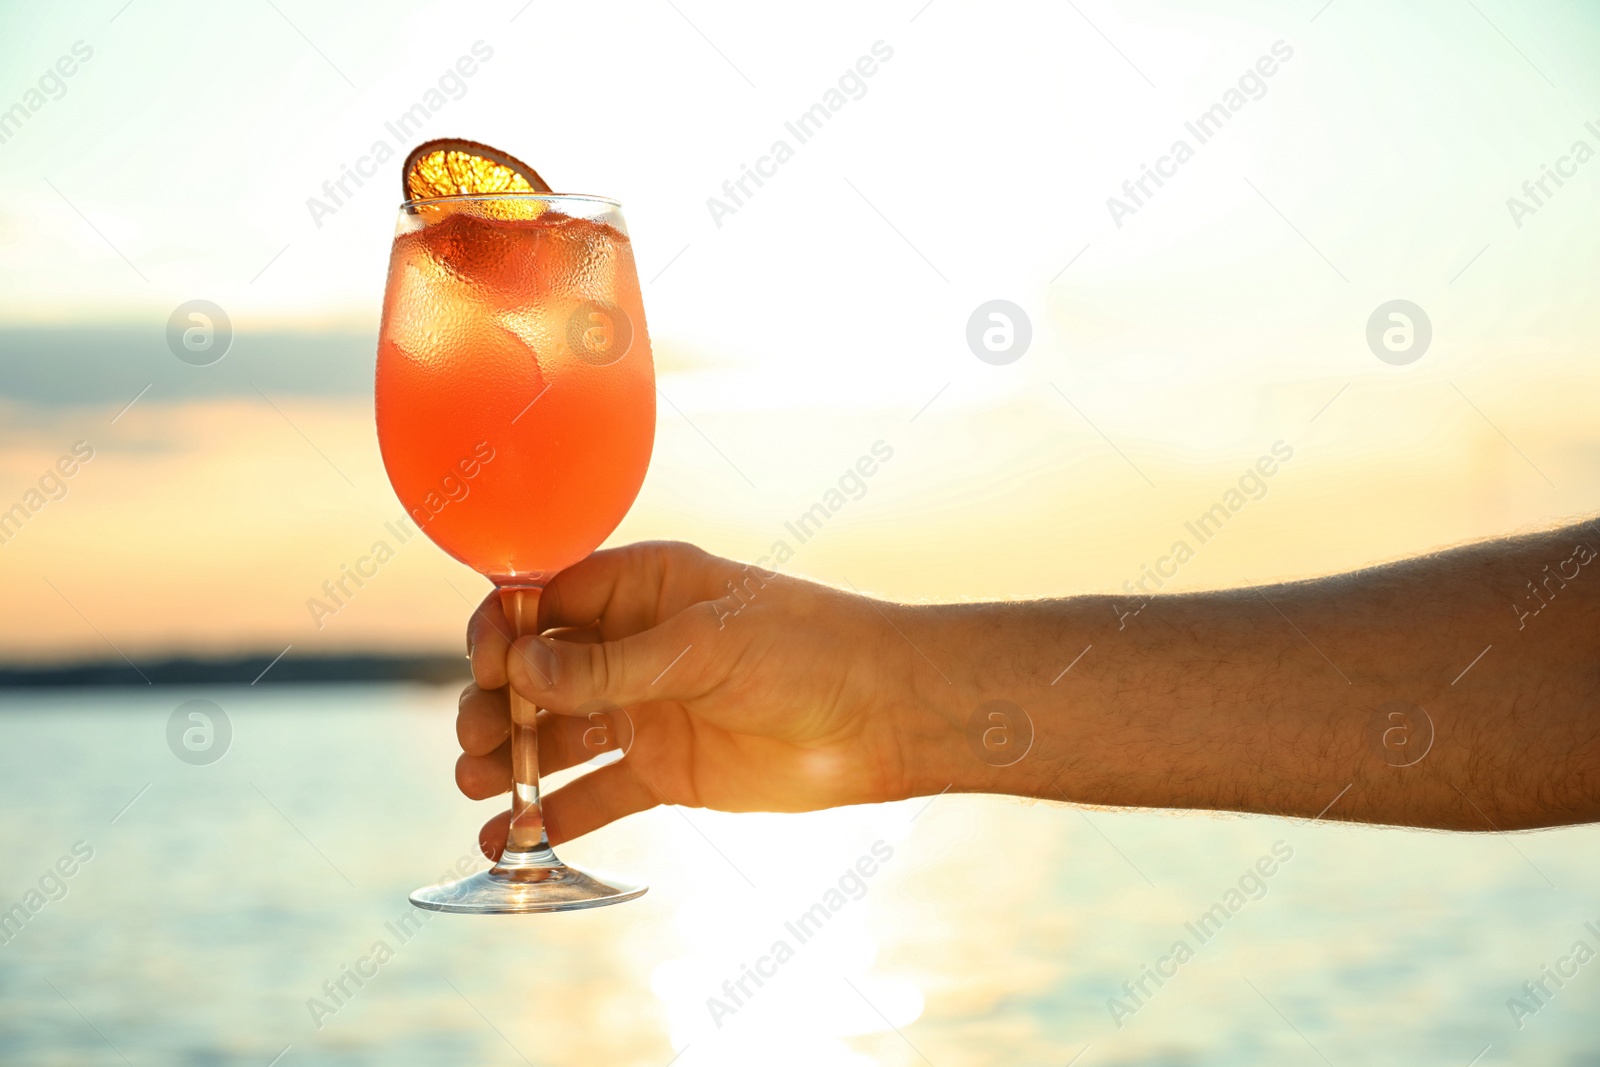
[{"x1": 0, "y1": 686, "x2": 1595, "y2": 1065}]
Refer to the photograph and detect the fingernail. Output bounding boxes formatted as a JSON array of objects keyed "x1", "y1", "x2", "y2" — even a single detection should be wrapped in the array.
[{"x1": 523, "y1": 638, "x2": 559, "y2": 689}]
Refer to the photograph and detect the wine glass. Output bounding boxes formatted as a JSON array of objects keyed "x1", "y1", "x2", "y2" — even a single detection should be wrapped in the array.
[{"x1": 375, "y1": 191, "x2": 654, "y2": 913}]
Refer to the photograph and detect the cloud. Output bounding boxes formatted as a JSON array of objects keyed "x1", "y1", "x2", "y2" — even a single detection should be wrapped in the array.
[{"x1": 0, "y1": 326, "x2": 377, "y2": 406}]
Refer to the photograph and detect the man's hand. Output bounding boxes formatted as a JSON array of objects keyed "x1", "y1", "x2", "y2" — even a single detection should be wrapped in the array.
[
  {"x1": 455, "y1": 524, "x2": 1600, "y2": 853},
  {"x1": 456, "y1": 542, "x2": 945, "y2": 857}
]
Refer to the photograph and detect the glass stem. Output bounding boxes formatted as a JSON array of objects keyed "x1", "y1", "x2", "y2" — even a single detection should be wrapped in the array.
[{"x1": 497, "y1": 585, "x2": 553, "y2": 868}]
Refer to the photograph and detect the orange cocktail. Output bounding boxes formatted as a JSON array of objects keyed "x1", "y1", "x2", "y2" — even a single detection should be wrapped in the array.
[
  {"x1": 377, "y1": 140, "x2": 654, "y2": 913},
  {"x1": 376, "y1": 199, "x2": 654, "y2": 585}
]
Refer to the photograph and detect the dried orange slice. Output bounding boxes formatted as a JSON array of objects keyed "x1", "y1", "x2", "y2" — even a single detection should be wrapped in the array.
[{"x1": 402, "y1": 138, "x2": 552, "y2": 201}]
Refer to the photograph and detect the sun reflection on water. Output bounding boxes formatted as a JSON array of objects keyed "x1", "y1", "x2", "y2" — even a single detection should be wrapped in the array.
[{"x1": 640, "y1": 807, "x2": 925, "y2": 1066}]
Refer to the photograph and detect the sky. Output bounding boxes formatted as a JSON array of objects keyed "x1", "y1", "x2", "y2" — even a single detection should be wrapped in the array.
[{"x1": 0, "y1": 0, "x2": 1598, "y2": 660}]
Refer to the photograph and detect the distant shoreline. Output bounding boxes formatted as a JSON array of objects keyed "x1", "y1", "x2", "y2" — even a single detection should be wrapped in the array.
[{"x1": 0, "y1": 652, "x2": 470, "y2": 688}]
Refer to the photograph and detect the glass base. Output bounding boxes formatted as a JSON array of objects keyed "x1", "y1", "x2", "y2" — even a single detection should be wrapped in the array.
[{"x1": 409, "y1": 847, "x2": 646, "y2": 914}]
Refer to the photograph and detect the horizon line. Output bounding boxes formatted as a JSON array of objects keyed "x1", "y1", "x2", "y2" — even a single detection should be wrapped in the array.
[{"x1": 0, "y1": 649, "x2": 470, "y2": 689}]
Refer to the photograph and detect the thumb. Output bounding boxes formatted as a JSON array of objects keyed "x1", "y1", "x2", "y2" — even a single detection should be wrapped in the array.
[{"x1": 506, "y1": 604, "x2": 718, "y2": 713}]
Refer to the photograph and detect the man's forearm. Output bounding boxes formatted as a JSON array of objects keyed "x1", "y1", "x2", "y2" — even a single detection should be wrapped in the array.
[{"x1": 896, "y1": 523, "x2": 1600, "y2": 830}]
